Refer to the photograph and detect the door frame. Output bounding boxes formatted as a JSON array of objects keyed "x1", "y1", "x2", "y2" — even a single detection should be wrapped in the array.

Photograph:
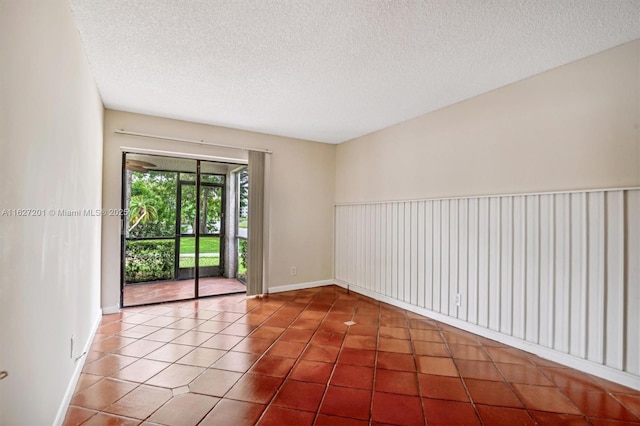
[{"x1": 120, "y1": 151, "x2": 246, "y2": 307}]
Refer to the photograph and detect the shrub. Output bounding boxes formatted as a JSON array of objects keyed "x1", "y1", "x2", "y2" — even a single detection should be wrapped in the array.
[
  {"x1": 125, "y1": 239, "x2": 175, "y2": 283},
  {"x1": 237, "y1": 238, "x2": 248, "y2": 282}
]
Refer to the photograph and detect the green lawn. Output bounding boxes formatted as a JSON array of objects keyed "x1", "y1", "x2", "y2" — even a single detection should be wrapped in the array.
[
  {"x1": 179, "y1": 257, "x2": 218, "y2": 268},
  {"x1": 179, "y1": 236, "x2": 219, "y2": 268},
  {"x1": 179, "y1": 236, "x2": 219, "y2": 254}
]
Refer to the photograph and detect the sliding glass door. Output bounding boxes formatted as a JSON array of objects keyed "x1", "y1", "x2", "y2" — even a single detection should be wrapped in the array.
[{"x1": 121, "y1": 153, "x2": 244, "y2": 307}]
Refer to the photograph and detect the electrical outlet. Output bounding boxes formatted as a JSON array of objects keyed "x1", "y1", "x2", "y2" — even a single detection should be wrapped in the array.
[
  {"x1": 290, "y1": 266, "x2": 297, "y2": 276},
  {"x1": 70, "y1": 335, "x2": 75, "y2": 358},
  {"x1": 455, "y1": 293, "x2": 461, "y2": 307}
]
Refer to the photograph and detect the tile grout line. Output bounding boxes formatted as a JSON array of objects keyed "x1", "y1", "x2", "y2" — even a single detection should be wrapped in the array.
[
  {"x1": 485, "y1": 343, "x2": 577, "y2": 423},
  {"x1": 528, "y1": 350, "x2": 604, "y2": 423},
  {"x1": 66, "y1": 286, "x2": 640, "y2": 426},
  {"x1": 437, "y1": 325, "x2": 486, "y2": 425},
  {"x1": 81, "y1": 294, "x2": 273, "y2": 425},
  {"x1": 169, "y1": 293, "x2": 291, "y2": 422},
  {"x1": 141, "y1": 297, "x2": 266, "y2": 424},
  {"x1": 253, "y1": 286, "x2": 344, "y2": 425},
  {"x1": 309, "y1": 290, "x2": 361, "y2": 425},
  {"x1": 93, "y1": 302, "x2": 223, "y2": 424},
  {"x1": 365, "y1": 302, "x2": 380, "y2": 426},
  {"x1": 408, "y1": 314, "x2": 429, "y2": 426}
]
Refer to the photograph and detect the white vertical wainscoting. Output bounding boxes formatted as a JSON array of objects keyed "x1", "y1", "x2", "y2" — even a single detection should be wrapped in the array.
[{"x1": 334, "y1": 188, "x2": 640, "y2": 390}]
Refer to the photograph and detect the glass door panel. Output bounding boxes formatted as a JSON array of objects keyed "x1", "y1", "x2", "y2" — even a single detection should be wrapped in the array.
[
  {"x1": 200, "y1": 185, "x2": 223, "y2": 235},
  {"x1": 122, "y1": 154, "x2": 195, "y2": 306},
  {"x1": 177, "y1": 181, "x2": 197, "y2": 279},
  {"x1": 179, "y1": 182, "x2": 196, "y2": 234},
  {"x1": 199, "y1": 174, "x2": 226, "y2": 296}
]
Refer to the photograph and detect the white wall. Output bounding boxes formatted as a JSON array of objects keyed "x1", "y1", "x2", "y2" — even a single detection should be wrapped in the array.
[
  {"x1": 334, "y1": 41, "x2": 640, "y2": 389},
  {"x1": 102, "y1": 110, "x2": 335, "y2": 311},
  {"x1": 0, "y1": 0, "x2": 104, "y2": 424},
  {"x1": 336, "y1": 40, "x2": 640, "y2": 203}
]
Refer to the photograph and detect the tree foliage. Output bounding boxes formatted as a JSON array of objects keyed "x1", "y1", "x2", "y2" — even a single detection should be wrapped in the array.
[
  {"x1": 128, "y1": 171, "x2": 177, "y2": 238},
  {"x1": 127, "y1": 170, "x2": 224, "y2": 238},
  {"x1": 179, "y1": 180, "x2": 223, "y2": 234},
  {"x1": 129, "y1": 195, "x2": 158, "y2": 233}
]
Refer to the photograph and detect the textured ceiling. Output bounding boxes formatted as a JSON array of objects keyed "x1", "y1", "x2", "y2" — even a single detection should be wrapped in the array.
[{"x1": 69, "y1": 0, "x2": 640, "y2": 144}]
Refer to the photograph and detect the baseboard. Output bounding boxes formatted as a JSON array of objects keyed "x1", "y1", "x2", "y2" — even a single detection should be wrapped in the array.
[
  {"x1": 334, "y1": 280, "x2": 640, "y2": 392},
  {"x1": 53, "y1": 309, "x2": 102, "y2": 426},
  {"x1": 102, "y1": 305, "x2": 120, "y2": 314},
  {"x1": 268, "y1": 279, "x2": 334, "y2": 294}
]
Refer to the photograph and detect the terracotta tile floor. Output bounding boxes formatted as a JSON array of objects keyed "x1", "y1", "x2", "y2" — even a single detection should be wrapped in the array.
[
  {"x1": 65, "y1": 285, "x2": 640, "y2": 425},
  {"x1": 123, "y1": 278, "x2": 246, "y2": 306}
]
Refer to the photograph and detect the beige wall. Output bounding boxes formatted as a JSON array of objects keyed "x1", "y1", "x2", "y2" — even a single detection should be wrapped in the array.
[
  {"x1": 102, "y1": 110, "x2": 335, "y2": 310},
  {"x1": 336, "y1": 40, "x2": 640, "y2": 204},
  {"x1": 0, "y1": 0, "x2": 104, "y2": 424}
]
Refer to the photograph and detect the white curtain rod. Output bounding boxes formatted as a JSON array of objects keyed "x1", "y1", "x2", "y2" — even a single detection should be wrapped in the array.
[{"x1": 114, "y1": 129, "x2": 272, "y2": 154}]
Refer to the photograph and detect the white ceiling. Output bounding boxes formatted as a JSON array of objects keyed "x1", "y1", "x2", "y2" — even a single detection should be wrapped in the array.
[{"x1": 69, "y1": 0, "x2": 640, "y2": 144}]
